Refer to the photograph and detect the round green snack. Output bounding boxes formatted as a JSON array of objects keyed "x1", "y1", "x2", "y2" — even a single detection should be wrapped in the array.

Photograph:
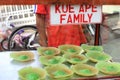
[
  {"x1": 54, "y1": 70, "x2": 67, "y2": 77},
  {"x1": 18, "y1": 67, "x2": 46, "y2": 80},
  {"x1": 86, "y1": 51, "x2": 112, "y2": 62},
  {"x1": 96, "y1": 56, "x2": 106, "y2": 61},
  {"x1": 37, "y1": 47, "x2": 60, "y2": 56},
  {"x1": 71, "y1": 58, "x2": 81, "y2": 62},
  {"x1": 72, "y1": 64, "x2": 98, "y2": 76},
  {"x1": 58, "y1": 44, "x2": 84, "y2": 54},
  {"x1": 67, "y1": 48, "x2": 76, "y2": 53},
  {"x1": 18, "y1": 55, "x2": 28, "y2": 60},
  {"x1": 81, "y1": 44, "x2": 103, "y2": 52},
  {"x1": 10, "y1": 51, "x2": 34, "y2": 62},
  {"x1": 48, "y1": 58, "x2": 59, "y2": 64},
  {"x1": 44, "y1": 50, "x2": 54, "y2": 55},
  {"x1": 39, "y1": 56, "x2": 65, "y2": 66},
  {"x1": 107, "y1": 66, "x2": 117, "y2": 71},
  {"x1": 45, "y1": 64, "x2": 73, "y2": 78},
  {"x1": 89, "y1": 47, "x2": 102, "y2": 51},
  {"x1": 26, "y1": 72, "x2": 39, "y2": 80},
  {"x1": 79, "y1": 69, "x2": 92, "y2": 74},
  {"x1": 95, "y1": 61, "x2": 120, "y2": 75},
  {"x1": 63, "y1": 54, "x2": 88, "y2": 64}
]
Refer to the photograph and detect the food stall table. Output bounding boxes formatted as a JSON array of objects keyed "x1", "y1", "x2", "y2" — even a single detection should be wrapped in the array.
[
  {"x1": 0, "y1": 50, "x2": 120, "y2": 80},
  {"x1": 0, "y1": 51, "x2": 42, "y2": 80}
]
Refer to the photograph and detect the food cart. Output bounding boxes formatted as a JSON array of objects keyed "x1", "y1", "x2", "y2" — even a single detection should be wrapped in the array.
[{"x1": 0, "y1": 0, "x2": 120, "y2": 80}]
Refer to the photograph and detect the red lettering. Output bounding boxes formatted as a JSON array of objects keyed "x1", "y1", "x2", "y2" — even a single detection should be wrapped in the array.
[
  {"x1": 85, "y1": 5, "x2": 91, "y2": 12},
  {"x1": 88, "y1": 13, "x2": 93, "y2": 22},
  {"x1": 92, "y1": 5, "x2": 97, "y2": 12},
  {"x1": 55, "y1": 4, "x2": 61, "y2": 13},
  {"x1": 73, "y1": 14, "x2": 79, "y2": 23},
  {"x1": 83, "y1": 14, "x2": 88, "y2": 22},
  {"x1": 60, "y1": 14, "x2": 66, "y2": 23},
  {"x1": 67, "y1": 15, "x2": 72, "y2": 23},
  {"x1": 62, "y1": 4, "x2": 69, "y2": 13},
  {"x1": 79, "y1": 5, "x2": 84, "y2": 12},
  {"x1": 69, "y1": 5, "x2": 74, "y2": 13},
  {"x1": 80, "y1": 14, "x2": 82, "y2": 22},
  {"x1": 55, "y1": 4, "x2": 75, "y2": 14}
]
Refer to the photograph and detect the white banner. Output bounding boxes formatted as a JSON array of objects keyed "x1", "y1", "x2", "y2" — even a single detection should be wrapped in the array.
[{"x1": 50, "y1": 5, "x2": 102, "y2": 25}]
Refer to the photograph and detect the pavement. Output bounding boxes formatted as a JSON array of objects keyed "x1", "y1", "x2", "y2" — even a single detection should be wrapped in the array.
[{"x1": 102, "y1": 13, "x2": 120, "y2": 62}]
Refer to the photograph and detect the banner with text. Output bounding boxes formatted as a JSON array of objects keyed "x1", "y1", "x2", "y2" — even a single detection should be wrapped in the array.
[{"x1": 50, "y1": 5, "x2": 102, "y2": 25}]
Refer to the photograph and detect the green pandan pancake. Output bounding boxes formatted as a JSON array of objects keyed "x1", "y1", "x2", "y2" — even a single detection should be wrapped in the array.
[
  {"x1": 48, "y1": 58, "x2": 59, "y2": 64},
  {"x1": 89, "y1": 46, "x2": 103, "y2": 51},
  {"x1": 96, "y1": 56, "x2": 106, "y2": 61},
  {"x1": 106, "y1": 66, "x2": 117, "y2": 71},
  {"x1": 54, "y1": 70, "x2": 67, "y2": 77},
  {"x1": 71, "y1": 58, "x2": 81, "y2": 62},
  {"x1": 44, "y1": 50, "x2": 54, "y2": 55},
  {"x1": 67, "y1": 48, "x2": 76, "y2": 53},
  {"x1": 79, "y1": 69, "x2": 92, "y2": 74},
  {"x1": 90, "y1": 47, "x2": 99, "y2": 50},
  {"x1": 26, "y1": 73, "x2": 40, "y2": 80},
  {"x1": 18, "y1": 55, "x2": 28, "y2": 60}
]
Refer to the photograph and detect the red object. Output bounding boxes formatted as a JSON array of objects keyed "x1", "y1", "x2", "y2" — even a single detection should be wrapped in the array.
[
  {"x1": 1, "y1": 0, "x2": 120, "y2": 5},
  {"x1": 35, "y1": 4, "x2": 87, "y2": 47}
]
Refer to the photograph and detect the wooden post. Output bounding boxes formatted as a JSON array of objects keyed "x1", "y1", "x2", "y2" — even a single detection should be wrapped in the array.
[{"x1": 94, "y1": 24, "x2": 101, "y2": 45}]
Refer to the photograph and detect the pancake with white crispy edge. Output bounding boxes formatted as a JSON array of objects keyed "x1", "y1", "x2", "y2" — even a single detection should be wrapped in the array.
[
  {"x1": 18, "y1": 66, "x2": 46, "y2": 80},
  {"x1": 63, "y1": 53, "x2": 88, "y2": 64},
  {"x1": 39, "y1": 56, "x2": 65, "y2": 66},
  {"x1": 10, "y1": 51, "x2": 34, "y2": 62},
  {"x1": 81, "y1": 44, "x2": 103, "y2": 52},
  {"x1": 95, "y1": 61, "x2": 120, "y2": 75},
  {"x1": 85, "y1": 51, "x2": 112, "y2": 63},
  {"x1": 58, "y1": 44, "x2": 84, "y2": 55},
  {"x1": 37, "y1": 47, "x2": 60, "y2": 56},
  {"x1": 71, "y1": 64, "x2": 99, "y2": 76},
  {"x1": 45, "y1": 64, "x2": 73, "y2": 78}
]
